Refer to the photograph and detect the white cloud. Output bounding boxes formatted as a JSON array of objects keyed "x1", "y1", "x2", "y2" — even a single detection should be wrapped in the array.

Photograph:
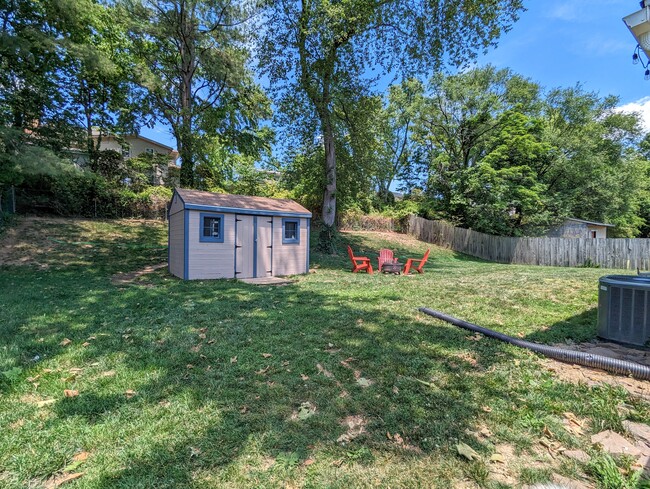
[
  {"x1": 546, "y1": 0, "x2": 629, "y2": 22},
  {"x1": 617, "y1": 96, "x2": 650, "y2": 131}
]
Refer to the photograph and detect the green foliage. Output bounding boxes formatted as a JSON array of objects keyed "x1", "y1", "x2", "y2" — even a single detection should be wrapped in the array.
[
  {"x1": 587, "y1": 454, "x2": 644, "y2": 489},
  {"x1": 18, "y1": 172, "x2": 169, "y2": 218},
  {"x1": 124, "y1": 0, "x2": 272, "y2": 187}
]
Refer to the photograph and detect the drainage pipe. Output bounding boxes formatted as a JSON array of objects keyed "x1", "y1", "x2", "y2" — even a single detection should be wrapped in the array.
[{"x1": 418, "y1": 307, "x2": 650, "y2": 382}]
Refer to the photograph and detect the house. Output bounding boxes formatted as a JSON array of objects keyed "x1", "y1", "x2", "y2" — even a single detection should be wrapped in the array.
[
  {"x1": 71, "y1": 130, "x2": 180, "y2": 185},
  {"x1": 168, "y1": 188, "x2": 311, "y2": 280},
  {"x1": 547, "y1": 218, "x2": 615, "y2": 239}
]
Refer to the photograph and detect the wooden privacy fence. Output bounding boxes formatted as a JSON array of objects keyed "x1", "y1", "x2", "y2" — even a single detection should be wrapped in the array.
[{"x1": 407, "y1": 215, "x2": 650, "y2": 270}]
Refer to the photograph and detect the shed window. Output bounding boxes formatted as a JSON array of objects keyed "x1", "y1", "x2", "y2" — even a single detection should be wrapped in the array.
[
  {"x1": 282, "y1": 218, "x2": 300, "y2": 244},
  {"x1": 199, "y1": 213, "x2": 225, "y2": 243},
  {"x1": 591, "y1": 230, "x2": 597, "y2": 239}
]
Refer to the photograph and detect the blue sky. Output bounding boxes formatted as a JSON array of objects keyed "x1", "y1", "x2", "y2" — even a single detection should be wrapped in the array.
[{"x1": 141, "y1": 0, "x2": 650, "y2": 149}]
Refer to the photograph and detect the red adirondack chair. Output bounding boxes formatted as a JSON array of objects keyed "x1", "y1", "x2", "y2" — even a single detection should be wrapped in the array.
[
  {"x1": 403, "y1": 249, "x2": 430, "y2": 275},
  {"x1": 347, "y1": 245, "x2": 373, "y2": 274},
  {"x1": 378, "y1": 248, "x2": 397, "y2": 272}
]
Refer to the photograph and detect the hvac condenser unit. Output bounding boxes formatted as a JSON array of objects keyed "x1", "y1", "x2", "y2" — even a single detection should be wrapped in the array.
[{"x1": 598, "y1": 275, "x2": 650, "y2": 348}]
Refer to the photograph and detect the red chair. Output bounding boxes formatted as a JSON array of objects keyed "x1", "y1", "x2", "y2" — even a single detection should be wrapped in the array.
[
  {"x1": 347, "y1": 245, "x2": 373, "y2": 274},
  {"x1": 378, "y1": 248, "x2": 397, "y2": 272},
  {"x1": 403, "y1": 249, "x2": 430, "y2": 275}
]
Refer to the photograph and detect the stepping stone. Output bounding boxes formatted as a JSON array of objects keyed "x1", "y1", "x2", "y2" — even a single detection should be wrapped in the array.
[
  {"x1": 623, "y1": 421, "x2": 650, "y2": 445},
  {"x1": 591, "y1": 430, "x2": 641, "y2": 456},
  {"x1": 562, "y1": 449, "x2": 591, "y2": 463}
]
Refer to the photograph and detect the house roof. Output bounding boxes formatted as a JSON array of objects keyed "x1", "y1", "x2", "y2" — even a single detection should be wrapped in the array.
[
  {"x1": 175, "y1": 188, "x2": 312, "y2": 218},
  {"x1": 566, "y1": 218, "x2": 616, "y2": 228},
  {"x1": 91, "y1": 128, "x2": 175, "y2": 152}
]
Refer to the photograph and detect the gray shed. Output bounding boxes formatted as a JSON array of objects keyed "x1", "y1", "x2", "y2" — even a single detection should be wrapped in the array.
[
  {"x1": 168, "y1": 188, "x2": 312, "y2": 280},
  {"x1": 547, "y1": 218, "x2": 615, "y2": 239}
]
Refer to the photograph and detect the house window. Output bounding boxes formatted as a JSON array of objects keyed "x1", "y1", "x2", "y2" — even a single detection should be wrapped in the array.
[
  {"x1": 591, "y1": 230, "x2": 597, "y2": 239},
  {"x1": 199, "y1": 213, "x2": 224, "y2": 243},
  {"x1": 146, "y1": 148, "x2": 155, "y2": 155},
  {"x1": 121, "y1": 146, "x2": 130, "y2": 158},
  {"x1": 282, "y1": 218, "x2": 300, "y2": 244}
]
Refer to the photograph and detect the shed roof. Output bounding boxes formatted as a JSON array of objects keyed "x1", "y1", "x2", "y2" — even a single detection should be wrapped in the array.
[
  {"x1": 175, "y1": 188, "x2": 312, "y2": 217},
  {"x1": 566, "y1": 217, "x2": 616, "y2": 228}
]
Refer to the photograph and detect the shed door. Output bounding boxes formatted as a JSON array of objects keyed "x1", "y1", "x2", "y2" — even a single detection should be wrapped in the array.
[
  {"x1": 256, "y1": 217, "x2": 273, "y2": 278},
  {"x1": 235, "y1": 215, "x2": 254, "y2": 278},
  {"x1": 235, "y1": 215, "x2": 273, "y2": 279}
]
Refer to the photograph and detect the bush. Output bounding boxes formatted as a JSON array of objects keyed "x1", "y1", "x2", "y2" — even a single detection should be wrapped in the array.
[{"x1": 17, "y1": 173, "x2": 171, "y2": 219}]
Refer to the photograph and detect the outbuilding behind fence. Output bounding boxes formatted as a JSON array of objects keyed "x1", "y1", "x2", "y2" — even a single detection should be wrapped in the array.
[
  {"x1": 408, "y1": 215, "x2": 650, "y2": 270},
  {"x1": 168, "y1": 189, "x2": 311, "y2": 280}
]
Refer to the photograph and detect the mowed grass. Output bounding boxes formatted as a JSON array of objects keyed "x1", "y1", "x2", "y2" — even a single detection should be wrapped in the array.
[{"x1": 0, "y1": 218, "x2": 648, "y2": 488}]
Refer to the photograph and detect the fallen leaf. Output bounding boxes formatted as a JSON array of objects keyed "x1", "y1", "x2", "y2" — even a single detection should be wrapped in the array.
[
  {"x1": 125, "y1": 389, "x2": 136, "y2": 398},
  {"x1": 69, "y1": 368, "x2": 83, "y2": 374},
  {"x1": 198, "y1": 333, "x2": 206, "y2": 339},
  {"x1": 282, "y1": 361, "x2": 290, "y2": 366},
  {"x1": 27, "y1": 375, "x2": 41, "y2": 382},
  {"x1": 303, "y1": 458, "x2": 315, "y2": 467},
  {"x1": 82, "y1": 342, "x2": 90, "y2": 347},
  {"x1": 44, "y1": 472, "x2": 84, "y2": 488},
  {"x1": 356, "y1": 377, "x2": 372, "y2": 388},
  {"x1": 490, "y1": 453, "x2": 505, "y2": 463},
  {"x1": 256, "y1": 365, "x2": 270, "y2": 375},
  {"x1": 207, "y1": 339, "x2": 215, "y2": 345},
  {"x1": 101, "y1": 370, "x2": 116, "y2": 377},
  {"x1": 457, "y1": 442, "x2": 480, "y2": 461},
  {"x1": 240, "y1": 405, "x2": 249, "y2": 414},
  {"x1": 479, "y1": 427, "x2": 492, "y2": 438},
  {"x1": 63, "y1": 389, "x2": 79, "y2": 398},
  {"x1": 72, "y1": 452, "x2": 89, "y2": 462},
  {"x1": 60, "y1": 338, "x2": 72, "y2": 347},
  {"x1": 543, "y1": 426, "x2": 554, "y2": 438},
  {"x1": 262, "y1": 353, "x2": 272, "y2": 358},
  {"x1": 36, "y1": 399, "x2": 57, "y2": 407},
  {"x1": 189, "y1": 446, "x2": 201, "y2": 457},
  {"x1": 300, "y1": 373, "x2": 309, "y2": 381},
  {"x1": 392, "y1": 386, "x2": 399, "y2": 394},
  {"x1": 186, "y1": 364, "x2": 194, "y2": 369},
  {"x1": 316, "y1": 363, "x2": 334, "y2": 378},
  {"x1": 332, "y1": 459, "x2": 344, "y2": 467},
  {"x1": 481, "y1": 406, "x2": 492, "y2": 413},
  {"x1": 230, "y1": 356, "x2": 237, "y2": 364},
  {"x1": 296, "y1": 402, "x2": 316, "y2": 421},
  {"x1": 87, "y1": 336, "x2": 96, "y2": 341}
]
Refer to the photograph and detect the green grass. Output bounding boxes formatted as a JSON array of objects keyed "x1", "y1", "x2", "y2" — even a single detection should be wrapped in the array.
[{"x1": 0, "y1": 218, "x2": 648, "y2": 488}]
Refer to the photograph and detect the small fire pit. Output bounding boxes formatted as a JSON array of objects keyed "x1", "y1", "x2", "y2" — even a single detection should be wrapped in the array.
[{"x1": 381, "y1": 262, "x2": 402, "y2": 274}]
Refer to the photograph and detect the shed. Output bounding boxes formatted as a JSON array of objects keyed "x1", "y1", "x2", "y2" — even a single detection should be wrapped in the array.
[
  {"x1": 168, "y1": 188, "x2": 311, "y2": 280},
  {"x1": 547, "y1": 218, "x2": 615, "y2": 239}
]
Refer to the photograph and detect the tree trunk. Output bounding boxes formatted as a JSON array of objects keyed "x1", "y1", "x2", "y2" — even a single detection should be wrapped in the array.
[{"x1": 321, "y1": 114, "x2": 337, "y2": 228}]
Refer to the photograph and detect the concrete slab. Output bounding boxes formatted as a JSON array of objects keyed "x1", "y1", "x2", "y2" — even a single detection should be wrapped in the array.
[{"x1": 240, "y1": 277, "x2": 294, "y2": 286}]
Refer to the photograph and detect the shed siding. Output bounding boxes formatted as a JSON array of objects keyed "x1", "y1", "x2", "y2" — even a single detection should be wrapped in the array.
[
  {"x1": 272, "y1": 217, "x2": 308, "y2": 276},
  {"x1": 169, "y1": 193, "x2": 184, "y2": 215},
  {"x1": 235, "y1": 215, "x2": 255, "y2": 279},
  {"x1": 168, "y1": 210, "x2": 185, "y2": 278},
  {"x1": 187, "y1": 211, "x2": 236, "y2": 279}
]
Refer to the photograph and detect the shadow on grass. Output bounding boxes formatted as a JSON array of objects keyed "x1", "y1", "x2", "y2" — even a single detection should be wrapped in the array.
[{"x1": 0, "y1": 262, "x2": 523, "y2": 486}]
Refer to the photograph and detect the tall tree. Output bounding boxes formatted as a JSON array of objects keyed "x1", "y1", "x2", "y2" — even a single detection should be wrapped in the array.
[
  {"x1": 259, "y1": 0, "x2": 524, "y2": 248},
  {"x1": 125, "y1": 0, "x2": 271, "y2": 187}
]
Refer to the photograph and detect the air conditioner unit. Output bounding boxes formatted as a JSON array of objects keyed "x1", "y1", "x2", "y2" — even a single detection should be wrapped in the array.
[{"x1": 598, "y1": 275, "x2": 650, "y2": 348}]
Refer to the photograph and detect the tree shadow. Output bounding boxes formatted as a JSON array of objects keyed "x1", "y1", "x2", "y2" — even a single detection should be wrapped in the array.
[{"x1": 1, "y1": 263, "x2": 525, "y2": 487}]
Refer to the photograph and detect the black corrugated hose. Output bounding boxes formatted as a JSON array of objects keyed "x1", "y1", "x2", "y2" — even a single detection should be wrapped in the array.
[{"x1": 418, "y1": 307, "x2": 650, "y2": 381}]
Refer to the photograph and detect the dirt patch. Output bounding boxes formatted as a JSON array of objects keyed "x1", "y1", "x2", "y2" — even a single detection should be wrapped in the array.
[
  {"x1": 0, "y1": 217, "x2": 53, "y2": 267},
  {"x1": 540, "y1": 341, "x2": 650, "y2": 400},
  {"x1": 111, "y1": 263, "x2": 167, "y2": 286},
  {"x1": 541, "y1": 359, "x2": 650, "y2": 400}
]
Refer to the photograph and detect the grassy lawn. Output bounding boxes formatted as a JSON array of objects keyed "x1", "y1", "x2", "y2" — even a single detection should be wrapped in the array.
[{"x1": 1, "y1": 218, "x2": 649, "y2": 488}]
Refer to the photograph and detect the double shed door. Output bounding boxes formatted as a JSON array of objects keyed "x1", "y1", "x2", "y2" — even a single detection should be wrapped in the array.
[{"x1": 235, "y1": 215, "x2": 273, "y2": 279}]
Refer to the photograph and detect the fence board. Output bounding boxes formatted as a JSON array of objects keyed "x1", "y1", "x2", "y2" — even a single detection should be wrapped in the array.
[{"x1": 407, "y1": 215, "x2": 650, "y2": 270}]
